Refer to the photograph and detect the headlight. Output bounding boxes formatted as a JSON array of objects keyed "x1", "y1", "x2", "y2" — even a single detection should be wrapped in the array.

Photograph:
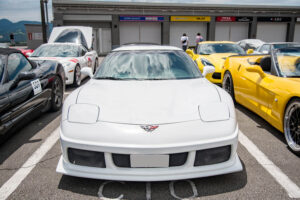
[
  {"x1": 201, "y1": 58, "x2": 215, "y2": 67},
  {"x1": 199, "y1": 102, "x2": 230, "y2": 122},
  {"x1": 61, "y1": 62, "x2": 72, "y2": 68},
  {"x1": 68, "y1": 104, "x2": 99, "y2": 124}
]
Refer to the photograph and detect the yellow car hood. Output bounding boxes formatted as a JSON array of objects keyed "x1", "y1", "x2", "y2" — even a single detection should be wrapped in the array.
[
  {"x1": 286, "y1": 78, "x2": 300, "y2": 83},
  {"x1": 200, "y1": 53, "x2": 238, "y2": 71}
]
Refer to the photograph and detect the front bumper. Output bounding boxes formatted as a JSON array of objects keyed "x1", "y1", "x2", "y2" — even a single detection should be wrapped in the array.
[
  {"x1": 56, "y1": 122, "x2": 242, "y2": 181},
  {"x1": 57, "y1": 153, "x2": 242, "y2": 181}
]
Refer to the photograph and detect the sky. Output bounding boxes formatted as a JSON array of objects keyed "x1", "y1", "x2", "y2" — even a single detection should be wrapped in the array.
[
  {"x1": 0, "y1": 0, "x2": 300, "y2": 23},
  {"x1": 0, "y1": 0, "x2": 53, "y2": 23}
]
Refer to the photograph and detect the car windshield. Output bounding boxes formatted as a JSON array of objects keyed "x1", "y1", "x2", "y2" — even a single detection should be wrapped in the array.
[
  {"x1": 197, "y1": 43, "x2": 245, "y2": 55},
  {"x1": 94, "y1": 50, "x2": 201, "y2": 80},
  {"x1": 274, "y1": 48, "x2": 300, "y2": 77},
  {"x1": 0, "y1": 55, "x2": 5, "y2": 82},
  {"x1": 31, "y1": 44, "x2": 79, "y2": 57},
  {"x1": 273, "y1": 43, "x2": 300, "y2": 49}
]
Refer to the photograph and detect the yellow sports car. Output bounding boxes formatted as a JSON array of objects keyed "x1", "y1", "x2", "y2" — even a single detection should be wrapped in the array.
[
  {"x1": 222, "y1": 47, "x2": 300, "y2": 154},
  {"x1": 186, "y1": 41, "x2": 245, "y2": 86}
]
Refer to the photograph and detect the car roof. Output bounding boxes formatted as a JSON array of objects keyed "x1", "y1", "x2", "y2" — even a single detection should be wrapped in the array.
[
  {"x1": 0, "y1": 48, "x2": 21, "y2": 55},
  {"x1": 238, "y1": 39, "x2": 265, "y2": 42},
  {"x1": 42, "y1": 43, "x2": 81, "y2": 47},
  {"x1": 199, "y1": 41, "x2": 235, "y2": 44},
  {"x1": 113, "y1": 45, "x2": 182, "y2": 51},
  {"x1": 267, "y1": 42, "x2": 300, "y2": 45}
]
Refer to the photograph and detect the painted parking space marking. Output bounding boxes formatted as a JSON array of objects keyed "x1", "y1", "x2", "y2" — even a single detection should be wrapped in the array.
[
  {"x1": 1, "y1": 127, "x2": 299, "y2": 199},
  {"x1": 0, "y1": 128, "x2": 60, "y2": 200},
  {"x1": 146, "y1": 182, "x2": 151, "y2": 200},
  {"x1": 169, "y1": 180, "x2": 198, "y2": 199},
  {"x1": 98, "y1": 181, "x2": 125, "y2": 200},
  {"x1": 239, "y1": 131, "x2": 300, "y2": 198}
]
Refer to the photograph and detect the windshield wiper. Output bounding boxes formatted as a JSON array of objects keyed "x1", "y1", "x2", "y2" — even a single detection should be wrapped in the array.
[
  {"x1": 94, "y1": 77, "x2": 123, "y2": 80},
  {"x1": 145, "y1": 78, "x2": 167, "y2": 80}
]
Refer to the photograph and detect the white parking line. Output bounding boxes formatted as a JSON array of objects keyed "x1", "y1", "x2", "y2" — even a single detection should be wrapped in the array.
[
  {"x1": 0, "y1": 128, "x2": 60, "y2": 200},
  {"x1": 239, "y1": 131, "x2": 300, "y2": 198}
]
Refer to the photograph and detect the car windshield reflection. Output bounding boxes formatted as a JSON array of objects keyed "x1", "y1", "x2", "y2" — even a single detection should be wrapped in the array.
[
  {"x1": 198, "y1": 43, "x2": 245, "y2": 55},
  {"x1": 275, "y1": 48, "x2": 300, "y2": 77},
  {"x1": 31, "y1": 44, "x2": 79, "y2": 57},
  {"x1": 94, "y1": 50, "x2": 201, "y2": 80}
]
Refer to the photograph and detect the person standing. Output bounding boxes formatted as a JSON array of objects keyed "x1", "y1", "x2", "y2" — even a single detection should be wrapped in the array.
[
  {"x1": 181, "y1": 33, "x2": 188, "y2": 51},
  {"x1": 195, "y1": 33, "x2": 204, "y2": 52},
  {"x1": 10, "y1": 33, "x2": 15, "y2": 46}
]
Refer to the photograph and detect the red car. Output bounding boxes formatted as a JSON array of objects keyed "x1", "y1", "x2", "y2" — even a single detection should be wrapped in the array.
[{"x1": 18, "y1": 49, "x2": 34, "y2": 57}]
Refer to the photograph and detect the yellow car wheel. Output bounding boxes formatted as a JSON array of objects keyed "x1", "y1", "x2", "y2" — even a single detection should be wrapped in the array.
[
  {"x1": 284, "y1": 98, "x2": 300, "y2": 155},
  {"x1": 222, "y1": 71, "x2": 235, "y2": 103}
]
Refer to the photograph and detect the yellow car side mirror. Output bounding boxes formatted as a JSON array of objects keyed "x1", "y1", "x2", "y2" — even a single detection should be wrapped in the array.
[
  {"x1": 247, "y1": 49, "x2": 254, "y2": 54},
  {"x1": 246, "y1": 65, "x2": 265, "y2": 78},
  {"x1": 186, "y1": 49, "x2": 195, "y2": 58}
]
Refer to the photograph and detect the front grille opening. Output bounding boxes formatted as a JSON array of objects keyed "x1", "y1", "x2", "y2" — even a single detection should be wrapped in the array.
[
  {"x1": 68, "y1": 148, "x2": 106, "y2": 168},
  {"x1": 212, "y1": 72, "x2": 221, "y2": 79},
  {"x1": 194, "y1": 145, "x2": 231, "y2": 166},
  {"x1": 112, "y1": 152, "x2": 188, "y2": 168},
  {"x1": 112, "y1": 154, "x2": 130, "y2": 168},
  {"x1": 169, "y1": 152, "x2": 188, "y2": 167}
]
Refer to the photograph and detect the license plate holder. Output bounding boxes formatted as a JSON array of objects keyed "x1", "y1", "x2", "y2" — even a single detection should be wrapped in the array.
[{"x1": 130, "y1": 154, "x2": 169, "y2": 168}]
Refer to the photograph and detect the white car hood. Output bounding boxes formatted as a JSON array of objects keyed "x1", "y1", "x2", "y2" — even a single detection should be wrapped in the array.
[
  {"x1": 75, "y1": 78, "x2": 221, "y2": 124},
  {"x1": 48, "y1": 26, "x2": 93, "y2": 49}
]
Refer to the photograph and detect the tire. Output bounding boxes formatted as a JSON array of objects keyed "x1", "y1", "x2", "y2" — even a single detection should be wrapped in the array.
[
  {"x1": 222, "y1": 71, "x2": 235, "y2": 102},
  {"x1": 72, "y1": 64, "x2": 81, "y2": 87},
  {"x1": 284, "y1": 98, "x2": 300, "y2": 155},
  {"x1": 93, "y1": 58, "x2": 98, "y2": 74},
  {"x1": 50, "y1": 76, "x2": 63, "y2": 112}
]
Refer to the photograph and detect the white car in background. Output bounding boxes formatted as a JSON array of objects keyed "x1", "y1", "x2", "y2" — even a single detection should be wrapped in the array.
[
  {"x1": 236, "y1": 39, "x2": 265, "y2": 51},
  {"x1": 29, "y1": 26, "x2": 98, "y2": 87},
  {"x1": 56, "y1": 45, "x2": 242, "y2": 181},
  {"x1": 255, "y1": 42, "x2": 300, "y2": 54}
]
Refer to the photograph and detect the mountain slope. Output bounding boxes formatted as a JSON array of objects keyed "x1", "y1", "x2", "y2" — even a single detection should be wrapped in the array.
[{"x1": 0, "y1": 19, "x2": 50, "y2": 43}]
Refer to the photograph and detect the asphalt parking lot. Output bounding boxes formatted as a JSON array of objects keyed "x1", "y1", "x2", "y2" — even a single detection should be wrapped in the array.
[{"x1": 0, "y1": 58, "x2": 300, "y2": 200}]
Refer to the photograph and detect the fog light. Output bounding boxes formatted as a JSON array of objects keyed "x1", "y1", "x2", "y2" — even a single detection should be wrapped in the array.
[
  {"x1": 194, "y1": 145, "x2": 231, "y2": 166},
  {"x1": 68, "y1": 148, "x2": 106, "y2": 168}
]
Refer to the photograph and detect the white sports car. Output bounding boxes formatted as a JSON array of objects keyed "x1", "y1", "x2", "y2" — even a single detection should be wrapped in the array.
[
  {"x1": 30, "y1": 26, "x2": 98, "y2": 87},
  {"x1": 56, "y1": 45, "x2": 242, "y2": 181}
]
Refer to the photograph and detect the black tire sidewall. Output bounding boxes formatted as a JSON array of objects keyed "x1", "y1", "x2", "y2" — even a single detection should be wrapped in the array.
[
  {"x1": 73, "y1": 65, "x2": 81, "y2": 87},
  {"x1": 50, "y1": 76, "x2": 63, "y2": 112},
  {"x1": 284, "y1": 99, "x2": 300, "y2": 155},
  {"x1": 223, "y1": 71, "x2": 235, "y2": 102}
]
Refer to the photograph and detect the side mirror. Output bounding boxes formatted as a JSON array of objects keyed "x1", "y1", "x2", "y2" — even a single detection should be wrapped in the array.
[
  {"x1": 81, "y1": 67, "x2": 93, "y2": 78},
  {"x1": 247, "y1": 49, "x2": 254, "y2": 54},
  {"x1": 186, "y1": 49, "x2": 195, "y2": 58},
  {"x1": 9, "y1": 72, "x2": 36, "y2": 90},
  {"x1": 246, "y1": 65, "x2": 265, "y2": 78},
  {"x1": 18, "y1": 71, "x2": 36, "y2": 80},
  {"x1": 202, "y1": 65, "x2": 215, "y2": 77}
]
